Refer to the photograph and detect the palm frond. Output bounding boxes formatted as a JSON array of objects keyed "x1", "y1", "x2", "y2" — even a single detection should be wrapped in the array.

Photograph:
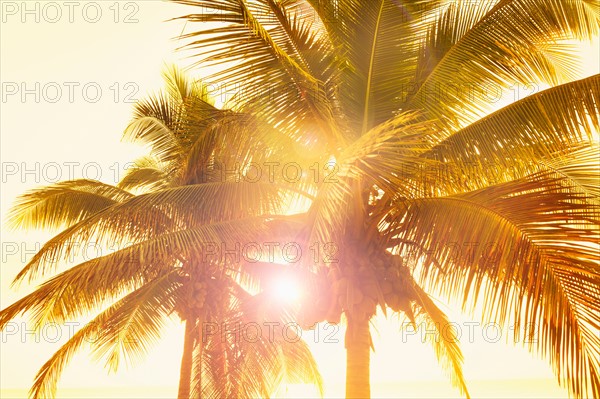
[
  {"x1": 91, "y1": 272, "x2": 182, "y2": 372},
  {"x1": 392, "y1": 172, "x2": 600, "y2": 398},
  {"x1": 173, "y1": 0, "x2": 341, "y2": 144},
  {"x1": 28, "y1": 271, "x2": 180, "y2": 399},
  {"x1": 540, "y1": 145, "x2": 600, "y2": 199},
  {"x1": 12, "y1": 183, "x2": 281, "y2": 284},
  {"x1": 403, "y1": 0, "x2": 599, "y2": 129},
  {"x1": 123, "y1": 65, "x2": 221, "y2": 163},
  {"x1": 193, "y1": 287, "x2": 323, "y2": 398},
  {"x1": 117, "y1": 167, "x2": 169, "y2": 193},
  {"x1": 0, "y1": 217, "x2": 270, "y2": 327},
  {"x1": 408, "y1": 75, "x2": 600, "y2": 195},
  {"x1": 408, "y1": 279, "x2": 469, "y2": 398},
  {"x1": 318, "y1": 0, "x2": 441, "y2": 134},
  {"x1": 124, "y1": 98, "x2": 183, "y2": 163},
  {"x1": 7, "y1": 180, "x2": 133, "y2": 231}
]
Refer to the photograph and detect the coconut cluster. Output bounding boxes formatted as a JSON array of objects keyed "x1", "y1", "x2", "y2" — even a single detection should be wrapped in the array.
[
  {"x1": 332, "y1": 254, "x2": 410, "y2": 318},
  {"x1": 375, "y1": 255, "x2": 412, "y2": 313},
  {"x1": 297, "y1": 255, "x2": 412, "y2": 327},
  {"x1": 297, "y1": 270, "x2": 339, "y2": 329},
  {"x1": 178, "y1": 271, "x2": 230, "y2": 319},
  {"x1": 188, "y1": 280, "x2": 208, "y2": 311}
]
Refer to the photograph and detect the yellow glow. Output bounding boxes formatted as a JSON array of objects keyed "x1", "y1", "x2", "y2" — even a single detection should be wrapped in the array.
[
  {"x1": 1, "y1": 2, "x2": 598, "y2": 398},
  {"x1": 273, "y1": 274, "x2": 302, "y2": 303}
]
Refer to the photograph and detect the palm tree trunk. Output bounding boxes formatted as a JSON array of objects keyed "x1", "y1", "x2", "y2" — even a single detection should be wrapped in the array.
[
  {"x1": 178, "y1": 318, "x2": 196, "y2": 399},
  {"x1": 196, "y1": 314, "x2": 203, "y2": 399},
  {"x1": 345, "y1": 314, "x2": 371, "y2": 399}
]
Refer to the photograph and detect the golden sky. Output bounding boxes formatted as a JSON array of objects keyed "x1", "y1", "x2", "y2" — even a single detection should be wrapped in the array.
[{"x1": 1, "y1": 1, "x2": 598, "y2": 398}]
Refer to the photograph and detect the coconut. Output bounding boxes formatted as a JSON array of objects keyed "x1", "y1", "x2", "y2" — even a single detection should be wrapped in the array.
[
  {"x1": 351, "y1": 288, "x2": 364, "y2": 305},
  {"x1": 392, "y1": 280, "x2": 404, "y2": 292},
  {"x1": 380, "y1": 280, "x2": 393, "y2": 294},
  {"x1": 384, "y1": 267, "x2": 397, "y2": 279},
  {"x1": 336, "y1": 277, "x2": 349, "y2": 293},
  {"x1": 362, "y1": 281, "x2": 379, "y2": 299}
]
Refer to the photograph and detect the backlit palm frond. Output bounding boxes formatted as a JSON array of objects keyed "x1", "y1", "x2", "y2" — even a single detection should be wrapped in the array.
[
  {"x1": 28, "y1": 271, "x2": 181, "y2": 399},
  {"x1": 236, "y1": 289, "x2": 323, "y2": 396},
  {"x1": 408, "y1": 75, "x2": 599, "y2": 195},
  {"x1": 320, "y1": 0, "x2": 442, "y2": 134},
  {"x1": 194, "y1": 285, "x2": 322, "y2": 398},
  {"x1": 123, "y1": 65, "x2": 221, "y2": 163},
  {"x1": 402, "y1": 0, "x2": 599, "y2": 129},
  {"x1": 406, "y1": 278, "x2": 469, "y2": 398},
  {"x1": 0, "y1": 217, "x2": 267, "y2": 328},
  {"x1": 124, "y1": 94, "x2": 183, "y2": 163},
  {"x1": 413, "y1": 0, "x2": 496, "y2": 85},
  {"x1": 90, "y1": 272, "x2": 182, "y2": 372},
  {"x1": 179, "y1": 110, "x2": 318, "y2": 188},
  {"x1": 162, "y1": 63, "x2": 214, "y2": 106},
  {"x1": 300, "y1": 113, "x2": 436, "y2": 258},
  {"x1": 540, "y1": 145, "x2": 600, "y2": 199},
  {"x1": 7, "y1": 179, "x2": 134, "y2": 231},
  {"x1": 392, "y1": 172, "x2": 600, "y2": 398},
  {"x1": 117, "y1": 155, "x2": 171, "y2": 193},
  {"x1": 275, "y1": 333, "x2": 324, "y2": 396},
  {"x1": 173, "y1": 0, "x2": 340, "y2": 144},
  {"x1": 117, "y1": 166, "x2": 170, "y2": 193},
  {"x1": 303, "y1": 176, "x2": 353, "y2": 261},
  {"x1": 535, "y1": 41, "x2": 583, "y2": 82},
  {"x1": 339, "y1": 111, "x2": 435, "y2": 195},
  {"x1": 261, "y1": 0, "x2": 333, "y2": 81},
  {"x1": 12, "y1": 183, "x2": 281, "y2": 285}
]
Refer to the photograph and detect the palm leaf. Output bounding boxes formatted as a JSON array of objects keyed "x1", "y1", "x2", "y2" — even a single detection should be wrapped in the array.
[
  {"x1": 7, "y1": 180, "x2": 133, "y2": 230},
  {"x1": 0, "y1": 217, "x2": 270, "y2": 328},
  {"x1": 173, "y1": 0, "x2": 340, "y2": 143},
  {"x1": 408, "y1": 75, "x2": 600, "y2": 195},
  {"x1": 403, "y1": 0, "x2": 599, "y2": 129},
  {"x1": 409, "y1": 280, "x2": 470, "y2": 398},
  {"x1": 12, "y1": 182, "x2": 281, "y2": 284},
  {"x1": 28, "y1": 271, "x2": 180, "y2": 399},
  {"x1": 392, "y1": 172, "x2": 600, "y2": 398}
]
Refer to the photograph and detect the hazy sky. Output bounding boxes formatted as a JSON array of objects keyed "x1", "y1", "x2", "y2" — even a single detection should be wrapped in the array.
[{"x1": 1, "y1": 1, "x2": 598, "y2": 398}]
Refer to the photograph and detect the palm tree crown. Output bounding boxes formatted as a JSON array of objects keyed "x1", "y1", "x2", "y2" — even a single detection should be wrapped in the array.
[
  {"x1": 170, "y1": 0, "x2": 599, "y2": 398},
  {"x1": 1, "y1": 1, "x2": 599, "y2": 398},
  {"x1": 1, "y1": 68, "x2": 323, "y2": 398}
]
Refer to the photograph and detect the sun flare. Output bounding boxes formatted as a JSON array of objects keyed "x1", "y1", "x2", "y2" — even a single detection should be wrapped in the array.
[{"x1": 272, "y1": 275, "x2": 302, "y2": 303}]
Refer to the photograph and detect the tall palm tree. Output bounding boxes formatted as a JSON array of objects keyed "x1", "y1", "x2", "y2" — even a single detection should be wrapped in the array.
[
  {"x1": 0, "y1": 68, "x2": 323, "y2": 398},
  {"x1": 170, "y1": 0, "x2": 600, "y2": 398}
]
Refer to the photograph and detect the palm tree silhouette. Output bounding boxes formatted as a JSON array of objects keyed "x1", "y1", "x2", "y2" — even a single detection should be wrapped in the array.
[
  {"x1": 169, "y1": 1, "x2": 600, "y2": 398},
  {"x1": 0, "y1": 68, "x2": 323, "y2": 398}
]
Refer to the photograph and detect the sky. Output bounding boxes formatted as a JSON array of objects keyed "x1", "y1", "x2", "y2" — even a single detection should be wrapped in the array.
[{"x1": 1, "y1": 1, "x2": 599, "y2": 398}]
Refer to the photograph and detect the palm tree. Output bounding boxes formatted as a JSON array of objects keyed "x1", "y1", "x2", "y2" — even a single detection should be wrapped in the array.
[
  {"x1": 170, "y1": 1, "x2": 600, "y2": 398},
  {"x1": 0, "y1": 68, "x2": 323, "y2": 398}
]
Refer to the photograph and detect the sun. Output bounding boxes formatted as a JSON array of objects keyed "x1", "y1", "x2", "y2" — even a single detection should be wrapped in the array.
[{"x1": 272, "y1": 274, "x2": 302, "y2": 303}]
